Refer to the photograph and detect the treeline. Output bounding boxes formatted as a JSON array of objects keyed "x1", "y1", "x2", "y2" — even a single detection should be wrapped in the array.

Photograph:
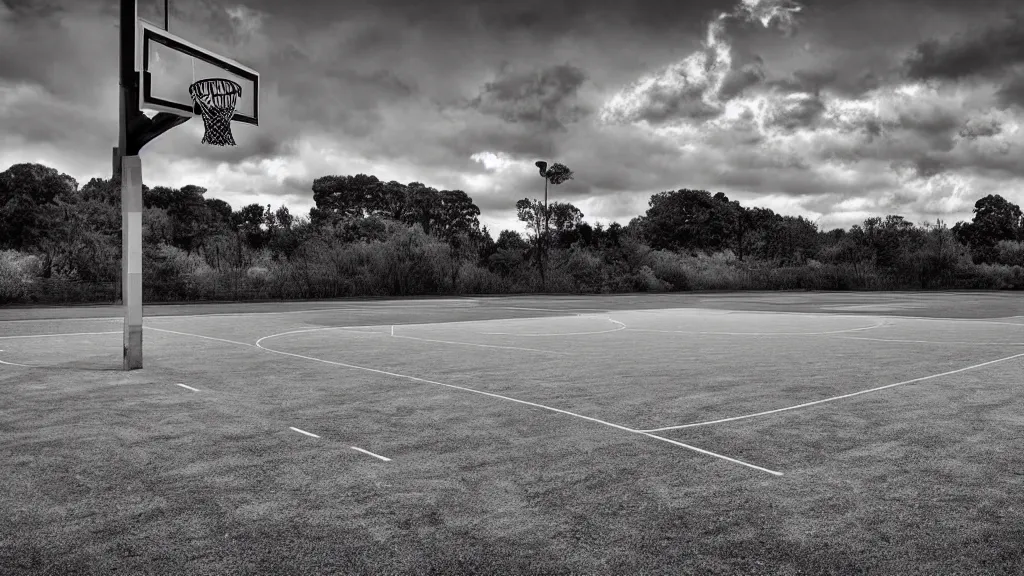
[{"x1": 2, "y1": 161, "x2": 1024, "y2": 305}]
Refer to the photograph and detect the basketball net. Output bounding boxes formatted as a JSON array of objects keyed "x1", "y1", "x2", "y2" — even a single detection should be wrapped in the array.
[{"x1": 188, "y1": 78, "x2": 241, "y2": 146}]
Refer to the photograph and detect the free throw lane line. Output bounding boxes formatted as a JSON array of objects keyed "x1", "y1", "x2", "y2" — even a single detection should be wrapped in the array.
[
  {"x1": 351, "y1": 447, "x2": 391, "y2": 461},
  {"x1": 290, "y1": 427, "x2": 321, "y2": 438},
  {"x1": 176, "y1": 383, "x2": 200, "y2": 392},
  {"x1": 639, "y1": 350, "x2": 1024, "y2": 433}
]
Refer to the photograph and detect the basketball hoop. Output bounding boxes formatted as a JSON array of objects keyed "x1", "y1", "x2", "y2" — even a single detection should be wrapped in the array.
[{"x1": 188, "y1": 78, "x2": 241, "y2": 146}]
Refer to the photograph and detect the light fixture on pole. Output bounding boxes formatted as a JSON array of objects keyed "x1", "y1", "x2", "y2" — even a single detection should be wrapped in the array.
[{"x1": 535, "y1": 160, "x2": 549, "y2": 291}]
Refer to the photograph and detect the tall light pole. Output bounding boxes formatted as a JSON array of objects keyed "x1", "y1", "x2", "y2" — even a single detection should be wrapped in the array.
[{"x1": 535, "y1": 160, "x2": 549, "y2": 291}]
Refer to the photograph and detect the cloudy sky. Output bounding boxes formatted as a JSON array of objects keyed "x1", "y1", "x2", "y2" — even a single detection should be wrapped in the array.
[{"x1": 2, "y1": 0, "x2": 1023, "y2": 236}]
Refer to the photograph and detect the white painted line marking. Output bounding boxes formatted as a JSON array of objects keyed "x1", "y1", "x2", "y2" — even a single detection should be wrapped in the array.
[
  {"x1": 391, "y1": 333, "x2": 568, "y2": 355},
  {"x1": 149, "y1": 327, "x2": 258, "y2": 347},
  {"x1": 500, "y1": 306, "x2": 608, "y2": 312},
  {"x1": 0, "y1": 331, "x2": 121, "y2": 340},
  {"x1": 0, "y1": 358, "x2": 30, "y2": 367},
  {"x1": 351, "y1": 447, "x2": 391, "y2": 461},
  {"x1": 638, "y1": 350, "x2": 1024, "y2": 432},
  {"x1": 176, "y1": 383, "x2": 200, "y2": 392},
  {"x1": 159, "y1": 326, "x2": 783, "y2": 476},
  {"x1": 640, "y1": 433, "x2": 783, "y2": 476},
  {"x1": 484, "y1": 318, "x2": 627, "y2": 336},
  {"x1": 290, "y1": 427, "x2": 321, "y2": 438},
  {"x1": 625, "y1": 319, "x2": 888, "y2": 336},
  {"x1": 838, "y1": 336, "x2": 1024, "y2": 346}
]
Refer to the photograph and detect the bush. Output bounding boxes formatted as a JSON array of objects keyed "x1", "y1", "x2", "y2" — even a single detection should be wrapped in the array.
[
  {"x1": 0, "y1": 250, "x2": 40, "y2": 303},
  {"x1": 562, "y1": 247, "x2": 605, "y2": 293},
  {"x1": 636, "y1": 265, "x2": 671, "y2": 292},
  {"x1": 995, "y1": 240, "x2": 1024, "y2": 267},
  {"x1": 648, "y1": 250, "x2": 691, "y2": 290},
  {"x1": 971, "y1": 263, "x2": 1024, "y2": 289}
]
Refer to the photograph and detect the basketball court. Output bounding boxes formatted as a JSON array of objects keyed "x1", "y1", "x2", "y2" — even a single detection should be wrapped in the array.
[
  {"x1": 2, "y1": 293, "x2": 1023, "y2": 572},
  {"x1": 3, "y1": 0, "x2": 1022, "y2": 571}
]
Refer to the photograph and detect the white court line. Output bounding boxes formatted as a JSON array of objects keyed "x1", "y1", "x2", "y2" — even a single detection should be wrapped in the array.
[
  {"x1": 176, "y1": 383, "x2": 200, "y2": 392},
  {"x1": 351, "y1": 447, "x2": 391, "y2": 461},
  {"x1": 483, "y1": 318, "x2": 627, "y2": 336},
  {"x1": 391, "y1": 332, "x2": 568, "y2": 355},
  {"x1": 251, "y1": 323, "x2": 567, "y2": 354},
  {"x1": 702, "y1": 309, "x2": 1024, "y2": 326},
  {"x1": 150, "y1": 327, "x2": 258, "y2": 347},
  {"x1": 290, "y1": 427, "x2": 321, "y2": 438},
  {"x1": 134, "y1": 326, "x2": 775, "y2": 476},
  {"x1": 838, "y1": 336, "x2": 1024, "y2": 346},
  {"x1": 0, "y1": 301, "x2": 480, "y2": 324},
  {"x1": 0, "y1": 331, "x2": 120, "y2": 340},
  {"x1": 248, "y1": 325, "x2": 384, "y2": 344},
  {"x1": 639, "y1": 433, "x2": 783, "y2": 476},
  {"x1": 637, "y1": 350, "x2": 1024, "y2": 433},
  {"x1": 0, "y1": 358, "x2": 30, "y2": 367},
  {"x1": 500, "y1": 306, "x2": 608, "y2": 312},
  {"x1": 625, "y1": 319, "x2": 888, "y2": 337}
]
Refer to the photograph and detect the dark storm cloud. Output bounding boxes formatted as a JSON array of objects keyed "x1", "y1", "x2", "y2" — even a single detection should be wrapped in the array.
[
  {"x1": 766, "y1": 93, "x2": 826, "y2": 132},
  {"x1": 958, "y1": 117, "x2": 1002, "y2": 140},
  {"x1": 912, "y1": 155, "x2": 946, "y2": 178},
  {"x1": 196, "y1": 130, "x2": 295, "y2": 164},
  {"x1": 638, "y1": 86, "x2": 722, "y2": 126},
  {"x1": 904, "y1": 13, "x2": 1024, "y2": 80},
  {"x1": 718, "y1": 58, "x2": 766, "y2": 100},
  {"x1": 0, "y1": 0, "x2": 66, "y2": 18},
  {"x1": 769, "y1": 69, "x2": 835, "y2": 95},
  {"x1": 896, "y1": 111, "x2": 961, "y2": 152},
  {"x1": 241, "y1": 0, "x2": 730, "y2": 36},
  {"x1": 438, "y1": 121, "x2": 557, "y2": 163},
  {"x1": 994, "y1": 73, "x2": 1024, "y2": 108},
  {"x1": 471, "y1": 64, "x2": 589, "y2": 131}
]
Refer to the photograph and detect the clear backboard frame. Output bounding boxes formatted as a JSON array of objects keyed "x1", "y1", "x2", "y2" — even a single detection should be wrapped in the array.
[{"x1": 135, "y1": 19, "x2": 260, "y2": 126}]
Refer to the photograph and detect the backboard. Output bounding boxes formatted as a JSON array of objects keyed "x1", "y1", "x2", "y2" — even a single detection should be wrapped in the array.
[{"x1": 135, "y1": 19, "x2": 259, "y2": 125}]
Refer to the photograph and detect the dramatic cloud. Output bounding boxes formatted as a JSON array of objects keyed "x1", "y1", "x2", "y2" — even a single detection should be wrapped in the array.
[
  {"x1": 904, "y1": 13, "x2": 1024, "y2": 81},
  {"x1": 471, "y1": 64, "x2": 589, "y2": 131},
  {"x1": 3, "y1": 0, "x2": 1024, "y2": 234}
]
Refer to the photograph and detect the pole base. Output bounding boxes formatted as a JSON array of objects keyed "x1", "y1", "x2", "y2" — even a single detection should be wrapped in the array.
[{"x1": 123, "y1": 325, "x2": 142, "y2": 370}]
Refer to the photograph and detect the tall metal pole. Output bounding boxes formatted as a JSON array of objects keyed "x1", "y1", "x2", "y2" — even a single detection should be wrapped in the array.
[
  {"x1": 542, "y1": 176, "x2": 549, "y2": 292},
  {"x1": 120, "y1": 0, "x2": 143, "y2": 369}
]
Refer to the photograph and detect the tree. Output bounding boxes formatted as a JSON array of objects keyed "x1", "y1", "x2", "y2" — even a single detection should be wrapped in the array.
[
  {"x1": 205, "y1": 198, "x2": 233, "y2": 228},
  {"x1": 973, "y1": 194, "x2": 1023, "y2": 244},
  {"x1": 233, "y1": 203, "x2": 269, "y2": 250},
  {"x1": 488, "y1": 229, "x2": 530, "y2": 277},
  {"x1": 547, "y1": 201, "x2": 585, "y2": 248},
  {"x1": 955, "y1": 194, "x2": 1024, "y2": 263},
  {"x1": 434, "y1": 189, "x2": 482, "y2": 245},
  {"x1": 528, "y1": 161, "x2": 575, "y2": 289},
  {"x1": 643, "y1": 189, "x2": 731, "y2": 253},
  {"x1": 372, "y1": 180, "x2": 410, "y2": 221},
  {"x1": 79, "y1": 177, "x2": 120, "y2": 205},
  {"x1": 405, "y1": 182, "x2": 440, "y2": 236},
  {"x1": 0, "y1": 163, "x2": 78, "y2": 250},
  {"x1": 310, "y1": 174, "x2": 381, "y2": 225}
]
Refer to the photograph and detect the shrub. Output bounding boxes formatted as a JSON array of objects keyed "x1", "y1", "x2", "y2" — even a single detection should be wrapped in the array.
[
  {"x1": 995, "y1": 240, "x2": 1024, "y2": 267},
  {"x1": 0, "y1": 250, "x2": 40, "y2": 303}
]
